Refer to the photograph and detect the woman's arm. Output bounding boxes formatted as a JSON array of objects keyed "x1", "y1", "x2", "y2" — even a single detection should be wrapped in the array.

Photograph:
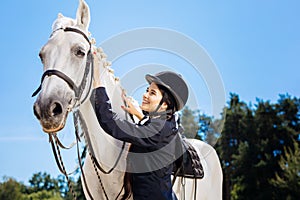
[{"x1": 93, "y1": 87, "x2": 166, "y2": 148}]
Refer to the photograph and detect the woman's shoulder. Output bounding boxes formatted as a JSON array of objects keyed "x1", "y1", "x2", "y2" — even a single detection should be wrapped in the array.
[{"x1": 150, "y1": 117, "x2": 177, "y2": 134}]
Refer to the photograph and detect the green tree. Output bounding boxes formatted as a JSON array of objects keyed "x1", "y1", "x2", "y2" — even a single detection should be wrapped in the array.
[
  {"x1": 28, "y1": 172, "x2": 60, "y2": 193},
  {"x1": 180, "y1": 106, "x2": 201, "y2": 139},
  {"x1": 0, "y1": 177, "x2": 25, "y2": 200},
  {"x1": 276, "y1": 94, "x2": 300, "y2": 148},
  {"x1": 23, "y1": 190, "x2": 63, "y2": 200},
  {"x1": 217, "y1": 93, "x2": 300, "y2": 200},
  {"x1": 198, "y1": 114, "x2": 223, "y2": 145},
  {"x1": 0, "y1": 172, "x2": 83, "y2": 200},
  {"x1": 198, "y1": 113, "x2": 211, "y2": 141},
  {"x1": 215, "y1": 93, "x2": 250, "y2": 200},
  {"x1": 253, "y1": 96, "x2": 300, "y2": 199},
  {"x1": 270, "y1": 140, "x2": 300, "y2": 199},
  {"x1": 180, "y1": 106, "x2": 222, "y2": 144}
]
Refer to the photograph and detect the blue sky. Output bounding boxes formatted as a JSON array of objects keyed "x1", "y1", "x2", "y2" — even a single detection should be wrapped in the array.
[{"x1": 0, "y1": 0, "x2": 299, "y2": 184}]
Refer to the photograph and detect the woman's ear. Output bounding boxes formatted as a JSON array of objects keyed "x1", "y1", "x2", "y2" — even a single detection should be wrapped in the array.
[{"x1": 161, "y1": 102, "x2": 168, "y2": 111}]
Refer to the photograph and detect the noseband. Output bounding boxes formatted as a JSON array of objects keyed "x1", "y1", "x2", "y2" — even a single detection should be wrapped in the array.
[{"x1": 32, "y1": 27, "x2": 94, "y2": 106}]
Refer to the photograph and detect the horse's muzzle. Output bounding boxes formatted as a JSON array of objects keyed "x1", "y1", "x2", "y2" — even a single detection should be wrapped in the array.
[{"x1": 33, "y1": 99, "x2": 68, "y2": 133}]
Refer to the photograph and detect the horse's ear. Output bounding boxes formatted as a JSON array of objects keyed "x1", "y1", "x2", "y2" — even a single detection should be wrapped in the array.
[
  {"x1": 58, "y1": 13, "x2": 64, "y2": 19},
  {"x1": 76, "y1": 0, "x2": 90, "y2": 31}
]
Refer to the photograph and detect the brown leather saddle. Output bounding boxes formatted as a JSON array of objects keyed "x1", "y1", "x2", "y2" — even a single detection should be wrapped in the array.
[{"x1": 172, "y1": 135, "x2": 204, "y2": 180}]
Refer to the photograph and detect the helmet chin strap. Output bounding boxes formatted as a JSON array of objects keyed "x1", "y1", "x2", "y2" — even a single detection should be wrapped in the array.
[
  {"x1": 148, "y1": 109, "x2": 173, "y2": 118},
  {"x1": 146, "y1": 97, "x2": 173, "y2": 119}
]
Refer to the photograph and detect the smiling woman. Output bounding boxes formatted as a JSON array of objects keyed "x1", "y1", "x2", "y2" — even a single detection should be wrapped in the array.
[
  {"x1": 93, "y1": 70, "x2": 190, "y2": 199},
  {"x1": 141, "y1": 83, "x2": 167, "y2": 114}
]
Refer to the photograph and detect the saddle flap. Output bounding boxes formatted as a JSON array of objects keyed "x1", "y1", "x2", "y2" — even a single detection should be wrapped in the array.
[{"x1": 173, "y1": 135, "x2": 204, "y2": 179}]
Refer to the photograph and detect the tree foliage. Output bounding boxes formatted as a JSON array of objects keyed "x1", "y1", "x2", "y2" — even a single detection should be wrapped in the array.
[
  {"x1": 216, "y1": 93, "x2": 300, "y2": 200},
  {"x1": 0, "y1": 172, "x2": 83, "y2": 200},
  {"x1": 180, "y1": 106, "x2": 201, "y2": 139},
  {"x1": 269, "y1": 140, "x2": 300, "y2": 199},
  {"x1": 180, "y1": 106, "x2": 222, "y2": 144},
  {"x1": 28, "y1": 172, "x2": 60, "y2": 193},
  {"x1": 0, "y1": 177, "x2": 25, "y2": 200}
]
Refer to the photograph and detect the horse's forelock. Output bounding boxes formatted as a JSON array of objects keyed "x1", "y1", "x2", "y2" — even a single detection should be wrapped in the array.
[{"x1": 51, "y1": 14, "x2": 76, "y2": 32}]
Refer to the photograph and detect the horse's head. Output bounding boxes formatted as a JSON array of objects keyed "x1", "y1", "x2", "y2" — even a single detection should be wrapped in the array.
[{"x1": 33, "y1": 0, "x2": 93, "y2": 133}]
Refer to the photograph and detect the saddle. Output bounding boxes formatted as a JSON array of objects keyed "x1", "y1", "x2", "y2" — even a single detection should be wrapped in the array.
[{"x1": 172, "y1": 135, "x2": 204, "y2": 179}]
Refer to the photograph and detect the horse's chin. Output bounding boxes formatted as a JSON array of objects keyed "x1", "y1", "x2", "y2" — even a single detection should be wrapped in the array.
[
  {"x1": 42, "y1": 123, "x2": 65, "y2": 133},
  {"x1": 40, "y1": 113, "x2": 68, "y2": 134}
]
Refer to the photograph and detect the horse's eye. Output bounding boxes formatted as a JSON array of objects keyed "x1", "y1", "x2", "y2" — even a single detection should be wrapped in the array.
[{"x1": 75, "y1": 49, "x2": 86, "y2": 58}]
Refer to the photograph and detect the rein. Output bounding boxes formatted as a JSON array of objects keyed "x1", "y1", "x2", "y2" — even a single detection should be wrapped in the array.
[
  {"x1": 48, "y1": 109, "x2": 127, "y2": 200},
  {"x1": 74, "y1": 110, "x2": 126, "y2": 175},
  {"x1": 74, "y1": 109, "x2": 126, "y2": 200}
]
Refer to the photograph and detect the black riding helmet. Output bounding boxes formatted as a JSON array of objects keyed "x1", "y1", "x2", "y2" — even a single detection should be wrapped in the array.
[{"x1": 145, "y1": 71, "x2": 189, "y2": 111}]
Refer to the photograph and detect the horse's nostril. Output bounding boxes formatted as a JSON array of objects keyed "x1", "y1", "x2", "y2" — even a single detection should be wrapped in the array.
[
  {"x1": 51, "y1": 102, "x2": 63, "y2": 116},
  {"x1": 33, "y1": 104, "x2": 41, "y2": 120}
]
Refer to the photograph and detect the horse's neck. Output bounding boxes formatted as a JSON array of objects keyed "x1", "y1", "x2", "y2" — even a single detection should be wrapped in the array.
[{"x1": 78, "y1": 52, "x2": 128, "y2": 171}]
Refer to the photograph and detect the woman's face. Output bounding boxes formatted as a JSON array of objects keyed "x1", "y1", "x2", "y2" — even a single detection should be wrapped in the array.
[{"x1": 141, "y1": 82, "x2": 167, "y2": 113}]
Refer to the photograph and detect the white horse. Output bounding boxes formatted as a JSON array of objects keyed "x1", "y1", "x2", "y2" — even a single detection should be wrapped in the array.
[{"x1": 32, "y1": 0, "x2": 223, "y2": 199}]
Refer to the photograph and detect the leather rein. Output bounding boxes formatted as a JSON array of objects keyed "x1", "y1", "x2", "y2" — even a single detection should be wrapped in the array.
[{"x1": 32, "y1": 27, "x2": 126, "y2": 200}]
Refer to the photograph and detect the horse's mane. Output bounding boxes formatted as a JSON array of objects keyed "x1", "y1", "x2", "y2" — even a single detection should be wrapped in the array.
[{"x1": 92, "y1": 45, "x2": 127, "y2": 103}]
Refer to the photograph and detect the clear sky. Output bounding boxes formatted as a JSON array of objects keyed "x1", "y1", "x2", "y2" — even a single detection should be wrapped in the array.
[{"x1": 0, "y1": 0, "x2": 299, "y2": 184}]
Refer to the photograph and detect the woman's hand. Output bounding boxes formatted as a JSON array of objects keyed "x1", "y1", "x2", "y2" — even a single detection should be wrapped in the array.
[
  {"x1": 93, "y1": 47, "x2": 106, "y2": 88},
  {"x1": 93, "y1": 57, "x2": 102, "y2": 88},
  {"x1": 121, "y1": 90, "x2": 144, "y2": 120}
]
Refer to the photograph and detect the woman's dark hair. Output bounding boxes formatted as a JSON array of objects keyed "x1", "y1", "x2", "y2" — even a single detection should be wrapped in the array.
[
  {"x1": 157, "y1": 84, "x2": 177, "y2": 118},
  {"x1": 121, "y1": 172, "x2": 132, "y2": 200}
]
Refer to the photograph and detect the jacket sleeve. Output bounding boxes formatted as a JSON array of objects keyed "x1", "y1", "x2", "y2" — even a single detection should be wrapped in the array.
[{"x1": 93, "y1": 87, "x2": 167, "y2": 148}]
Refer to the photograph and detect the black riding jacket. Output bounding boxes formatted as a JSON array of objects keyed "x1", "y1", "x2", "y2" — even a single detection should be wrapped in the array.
[{"x1": 94, "y1": 87, "x2": 178, "y2": 200}]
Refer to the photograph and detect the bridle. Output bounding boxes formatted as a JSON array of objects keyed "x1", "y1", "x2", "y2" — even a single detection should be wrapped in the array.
[
  {"x1": 32, "y1": 27, "x2": 126, "y2": 200},
  {"x1": 32, "y1": 27, "x2": 93, "y2": 107}
]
